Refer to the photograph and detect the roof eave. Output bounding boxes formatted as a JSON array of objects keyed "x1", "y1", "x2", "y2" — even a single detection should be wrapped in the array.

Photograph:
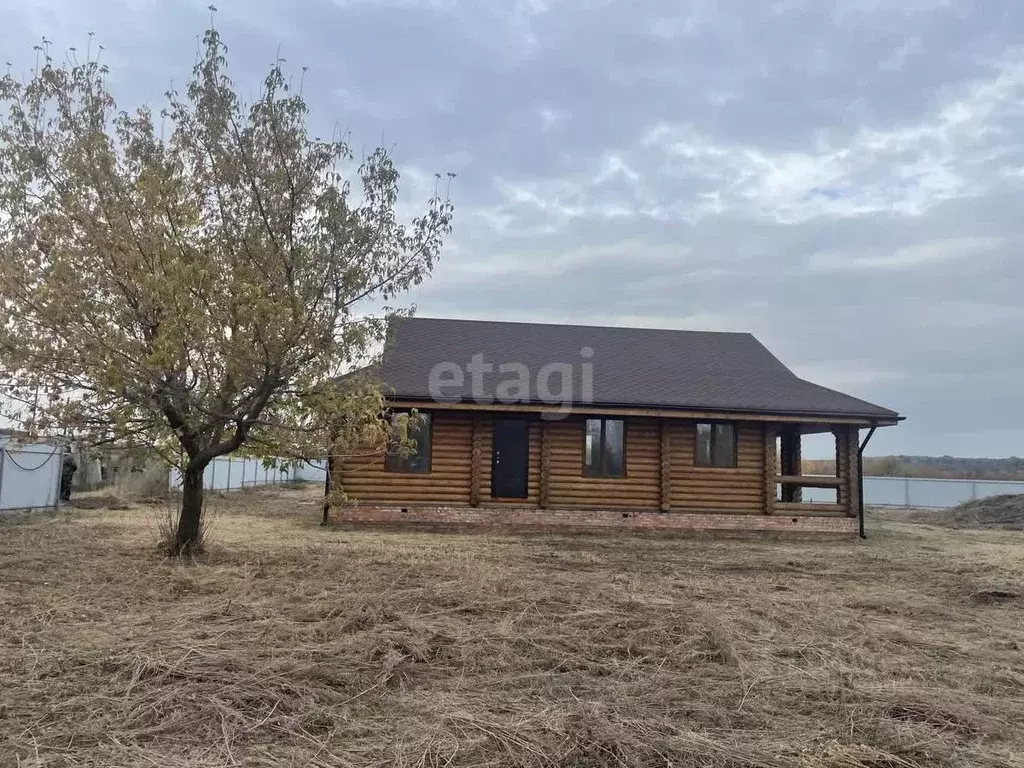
[{"x1": 387, "y1": 395, "x2": 902, "y2": 424}]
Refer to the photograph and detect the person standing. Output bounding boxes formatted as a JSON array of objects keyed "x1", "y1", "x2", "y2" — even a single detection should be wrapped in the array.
[{"x1": 60, "y1": 448, "x2": 78, "y2": 502}]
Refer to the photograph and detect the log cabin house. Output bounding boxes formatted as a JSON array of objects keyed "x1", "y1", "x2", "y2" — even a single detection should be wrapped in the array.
[{"x1": 327, "y1": 318, "x2": 902, "y2": 536}]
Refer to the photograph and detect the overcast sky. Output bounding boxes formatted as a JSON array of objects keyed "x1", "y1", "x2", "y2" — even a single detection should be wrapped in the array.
[{"x1": 5, "y1": 0, "x2": 1022, "y2": 457}]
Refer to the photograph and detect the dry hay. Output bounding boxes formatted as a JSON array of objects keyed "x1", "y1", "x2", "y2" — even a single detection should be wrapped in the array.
[{"x1": 1, "y1": 487, "x2": 1022, "y2": 767}]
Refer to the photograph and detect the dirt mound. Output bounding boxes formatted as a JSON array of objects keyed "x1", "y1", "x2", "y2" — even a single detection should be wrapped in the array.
[
  {"x1": 916, "y1": 494, "x2": 1024, "y2": 530},
  {"x1": 69, "y1": 494, "x2": 132, "y2": 510}
]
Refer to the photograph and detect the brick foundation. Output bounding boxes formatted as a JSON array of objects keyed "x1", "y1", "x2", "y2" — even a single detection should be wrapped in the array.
[{"x1": 328, "y1": 504, "x2": 858, "y2": 537}]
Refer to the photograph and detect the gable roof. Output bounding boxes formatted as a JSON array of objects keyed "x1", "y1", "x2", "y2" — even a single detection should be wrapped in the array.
[{"x1": 375, "y1": 317, "x2": 900, "y2": 421}]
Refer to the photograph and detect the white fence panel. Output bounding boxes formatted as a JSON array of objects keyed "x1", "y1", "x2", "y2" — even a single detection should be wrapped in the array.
[
  {"x1": 809, "y1": 475, "x2": 1024, "y2": 508},
  {"x1": 973, "y1": 480, "x2": 1024, "y2": 498},
  {"x1": 811, "y1": 479, "x2": 1024, "y2": 507},
  {"x1": 295, "y1": 460, "x2": 327, "y2": 483},
  {"x1": 871, "y1": 477, "x2": 1024, "y2": 508},
  {"x1": 864, "y1": 477, "x2": 913, "y2": 506},
  {"x1": 0, "y1": 440, "x2": 63, "y2": 511},
  {"x1": 169, "y1": 456, "x2": 326, "y2": 492},
  {"x1": 907, "y1": 478, "x2": 975, "y2": 508}
]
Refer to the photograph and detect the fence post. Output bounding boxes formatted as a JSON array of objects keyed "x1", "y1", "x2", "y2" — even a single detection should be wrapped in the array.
[
  {"x1": 210, "y1": 459, "x2": 216, "y2": 491},
  {"x1": 904, "y1": 478, "x2": 910, "y2": 507},
  {"x1": 226, "y1": 456, "x2": 233, "y2": 491},
  {"x1": 50, "y1": 449, "x2": 59, "y2": 508},
  {"x1": 971, "y1": 481, "x2": 977, "y2": 501},
  {"x1": 0, "y1": 447, "x2": 7, "y2": 510}
]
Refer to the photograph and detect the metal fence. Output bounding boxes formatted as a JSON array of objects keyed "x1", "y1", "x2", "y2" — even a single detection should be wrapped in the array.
[
  {"x1": 6, "y1": 441, "x2": 1020, "y2": 510},
  {"x1": 803, "y1": 476, "x2": 1024, "y2": 509},
  {"x1": 169, "y1": 456, "x2": 326, "y2": 492},
  {"x1": 173, "y1": 463, "x2": 1024, "y2": 508},
  {"x1": 0, "y1": 439, "x2": 63, "y2": 511}
]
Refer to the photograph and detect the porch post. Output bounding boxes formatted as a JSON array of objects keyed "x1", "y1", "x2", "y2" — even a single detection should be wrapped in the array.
[
  {"x1": 779, "y1": 426, "x2": 802, "y2": 503},
  {"x1": 833, "y1": 427, "x2": 844, "y2": 506},
  {"x1": 847, "y1": 426, "x2": 861, "y2": 518},
  {"x1": 764, "y1": 424, "x2": 777, "y2": 515}
]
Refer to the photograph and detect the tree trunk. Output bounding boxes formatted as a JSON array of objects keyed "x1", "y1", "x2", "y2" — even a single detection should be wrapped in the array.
[
  {"x1": 321, "y1": 454, "x2": 334, "y2": 526},
  {"x1": 176, "y1": 465, "x2": 206, "y2": 555}
]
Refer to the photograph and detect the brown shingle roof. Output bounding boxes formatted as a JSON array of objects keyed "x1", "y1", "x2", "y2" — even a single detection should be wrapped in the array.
[{"x1": 376, "y1": 317, "x2": 900, "y2": 420}]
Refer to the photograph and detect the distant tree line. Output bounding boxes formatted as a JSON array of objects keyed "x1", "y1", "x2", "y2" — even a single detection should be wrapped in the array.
[{"x1": 803, "y1": 455, "x2": 1024, "y2": 481}]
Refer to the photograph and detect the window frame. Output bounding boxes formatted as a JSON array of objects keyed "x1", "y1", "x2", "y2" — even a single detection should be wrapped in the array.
[
  {"x1": 582, "y1": 417, "x2": 627, "y2": 478},
  {"x1": 385, "y1": 411, "x2": 433, "y2": 474},
  {"x1": 694, "y1": 422, "x2": 738, "y2": 469}
]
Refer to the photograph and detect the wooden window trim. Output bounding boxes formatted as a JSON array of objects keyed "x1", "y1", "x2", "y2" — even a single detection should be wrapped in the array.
[
  {"x1": 694, "y1": 422, "x2": 738, "y2": 469},
  {"x1": 582, "y1": 417, "x2": 627, "y2": 478},
  {"x1": 385, "y1": 411, "x2": 433, "y2": 474}
]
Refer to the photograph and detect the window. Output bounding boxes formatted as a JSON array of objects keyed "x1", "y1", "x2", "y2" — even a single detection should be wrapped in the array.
[
  {"x1": 584, "y1": 418, "x2": 625, "y2": 477},
  {"x1": 385, "y1": 412, "x2": 432, "y2": 473},
  {"x1": 696, "y1": 423, "x2": 737, "y2": 468}
]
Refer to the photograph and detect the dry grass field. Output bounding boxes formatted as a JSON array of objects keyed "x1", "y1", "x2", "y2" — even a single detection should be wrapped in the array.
[{"x1": 1, "y1": 485, "x2": 1023, "y2": 767}]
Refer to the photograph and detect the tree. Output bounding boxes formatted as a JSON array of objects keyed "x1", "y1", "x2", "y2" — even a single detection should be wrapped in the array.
[{"x1": 0, "y1": 26, "x2": 453, "y2": 554}]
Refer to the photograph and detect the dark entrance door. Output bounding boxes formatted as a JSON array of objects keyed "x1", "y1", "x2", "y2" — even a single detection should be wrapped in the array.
[{"x1": 491, "y1": 419, "x2": 529, "y2": 499}]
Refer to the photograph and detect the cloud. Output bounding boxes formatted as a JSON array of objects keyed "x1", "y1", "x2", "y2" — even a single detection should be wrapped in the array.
[
  {"x1": 807, "y1": 236, "x2": 1004, "y2": 272},
  {"x1": 792, "y1": 361, "x2": 910, "y2": 390},
  {"x1": 915, "y1": 300, "x2": 1024, "y2": 329},
  {"x1": 3, "y1": 0, "x2": 1023, "y2": 456},
  {"x1": 469, "y1": 46, "x2": 1024, "y2": 238},
  {"x1": 435, "y1": 240, "x2": 693, "y2": 281}
]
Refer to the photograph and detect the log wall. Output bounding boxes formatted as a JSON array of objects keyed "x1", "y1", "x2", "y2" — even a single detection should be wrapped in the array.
[
  {"x1": 546, "y1": 417, "x2": 662, "y2": 509},
  {"x1": 669, "y1": 422, "x2": 767, "y2": 514},
  {"x1": 337, "y1": 411, "x2": 474, "y2": 505},
  {"x1": 336, "y1": 410, "x2": 843, "y2": 519}
]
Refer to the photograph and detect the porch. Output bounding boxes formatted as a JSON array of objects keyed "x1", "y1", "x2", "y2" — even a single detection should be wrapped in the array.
[{"x1": 769, "y1": 422, "x2": 875, "y2": 528}]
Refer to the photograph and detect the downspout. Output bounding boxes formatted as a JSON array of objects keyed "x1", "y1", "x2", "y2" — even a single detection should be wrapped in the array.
[{"x1": 858, "y1": 425, "x2": 877, "y2": 539}]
